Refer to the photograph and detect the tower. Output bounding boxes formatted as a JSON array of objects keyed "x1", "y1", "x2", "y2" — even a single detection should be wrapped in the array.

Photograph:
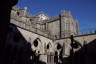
[{"x1": 60, "y1": 10, "x2": 78, "y2": 37}]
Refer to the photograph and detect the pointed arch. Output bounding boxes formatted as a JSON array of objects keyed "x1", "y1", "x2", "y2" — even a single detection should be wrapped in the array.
[{"x1": 46, "y1": 42, "x2": 52, "y2": 49}]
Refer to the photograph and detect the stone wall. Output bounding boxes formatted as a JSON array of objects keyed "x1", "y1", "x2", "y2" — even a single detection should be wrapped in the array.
[
  {"x1": 47, "y1": 20, "x2": 60, "y2": 38},
  {"x1": 8, "y1": 23, "x2": 96, "y2": 64},
  {"x1": 11, "y1": 7, "x2": 79, "y2": 39},
  {"x1": 54, "y1": 34, "x2": 96, "y2": 57},
  {"x1": 16, "y1": 26, "x2": 54, "y2": 63}
]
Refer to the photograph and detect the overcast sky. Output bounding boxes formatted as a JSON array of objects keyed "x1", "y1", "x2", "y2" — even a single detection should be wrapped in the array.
[{"x1": 16, "y1": 0, "x2": 96, "y2": 32}]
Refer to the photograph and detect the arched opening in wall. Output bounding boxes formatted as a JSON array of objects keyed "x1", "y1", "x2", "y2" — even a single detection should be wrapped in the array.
[
  {"x1": 30, "y1": 18, "x2": 32, "y2": 21},
  {"x1": 54, "y1": 51, "x2": 58, "y2": 63},
  {"x1": 71, "y1": 41, "x2": 80, "y2": 49},
  {"x1": 57, "y1": 43, "x2": 62, "y2": 50},
  {"x1": 33, "y1": 39, "x2": 38, "y2": 47},
  {"x1": 33, "y1": 38, "x2": 41, "y2": 47},
  {"x1": 46, "y1": 42, "x2": 52, "y2": 49},
  {"x1": 17, "y1": 11, "x2": 20, "y2": 16},
  {"x1": 47, "y1": 44, "x2": 49, "y2": 49}
]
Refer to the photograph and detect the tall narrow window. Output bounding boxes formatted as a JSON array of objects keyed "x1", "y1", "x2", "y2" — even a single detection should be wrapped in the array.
[
  {"x1": 33, "y1": 39, "x2": 38, "y2": 47},
  {"x1": 17, "y1": 12, "x2": 20, "y2": 16}
]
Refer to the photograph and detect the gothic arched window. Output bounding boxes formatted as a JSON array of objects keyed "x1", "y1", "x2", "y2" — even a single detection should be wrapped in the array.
[
  {"x1": 47, "y1": 44, "x2": 49, "y2": 49},
  {"x1": 46, "y1": 42, "x2": 52, "y2": 49},
  {"x1": 33, "y1": 38, "x2": 41, "y2": 47},
  {"x1": 57, "y1": 43, "x2": 62, "y2": 50}
]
